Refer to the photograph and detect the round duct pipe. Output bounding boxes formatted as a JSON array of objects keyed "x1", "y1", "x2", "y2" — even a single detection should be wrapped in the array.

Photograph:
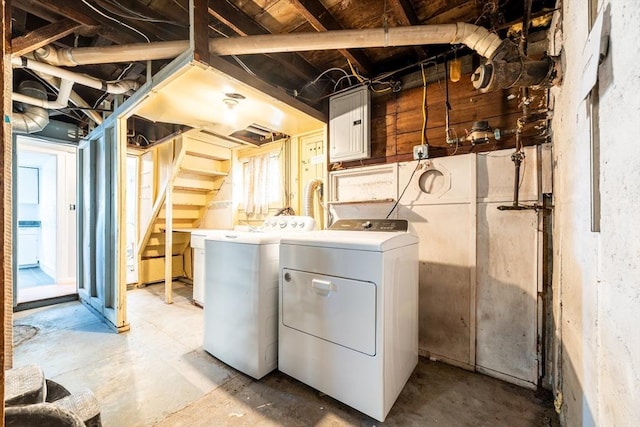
[
  {"x1": 471, "y1": 58, "x2": 555, "y2": 92},
  {"x1": 12, "y1": 81, "x2": 49, "y2": 134},
  {"x1": 303, "y1": 179, "x2": 323, "y2": 218},
  {"x1": 29, "y1": 23, "x2": 505, "y2": 67}
]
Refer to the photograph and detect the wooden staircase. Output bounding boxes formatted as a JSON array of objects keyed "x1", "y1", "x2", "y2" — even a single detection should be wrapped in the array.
[{"x1": 137, "y1": 133, "x2": 231, "y2": 286}]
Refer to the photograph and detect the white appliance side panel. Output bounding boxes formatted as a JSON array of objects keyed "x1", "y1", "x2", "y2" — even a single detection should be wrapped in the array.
[
  {"x1": 203, "y1": 240, "x2": 279, "y2": 379},
  {"x1": 282, "y1": 269, "x2": 377, "y2": 356},
  {"x1": 193, "y1": 247, "x2": 205, "y2": 306},
  {"x1": 381, "y1": 243, "x2": 419, "y2": 414}
]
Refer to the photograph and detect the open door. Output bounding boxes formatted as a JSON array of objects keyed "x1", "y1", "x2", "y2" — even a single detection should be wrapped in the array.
[
  {"x1": 15, "y1": 137, "x2": 78, "y2": 305},
  {"x1": 77, "y1": 118, "x2": 128, "y2": 331}
]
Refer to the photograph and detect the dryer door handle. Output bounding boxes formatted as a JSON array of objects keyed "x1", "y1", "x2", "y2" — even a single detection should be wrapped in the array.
[{"x1": 311, "y1": 279, "x2": 336, "y2": 296}]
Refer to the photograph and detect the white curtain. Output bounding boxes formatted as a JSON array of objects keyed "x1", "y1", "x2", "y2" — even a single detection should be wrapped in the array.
[{"x1": 244, "y1": 153, "x2": 271, "y2": 217}]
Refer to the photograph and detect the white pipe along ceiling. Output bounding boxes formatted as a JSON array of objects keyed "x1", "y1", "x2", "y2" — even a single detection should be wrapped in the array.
[
  {"x1": 12, "y1": 22, "x2": 554, "y2": 132},
  {"x1": 35, "y1": 72, "x2": 104, "y2": 126}
]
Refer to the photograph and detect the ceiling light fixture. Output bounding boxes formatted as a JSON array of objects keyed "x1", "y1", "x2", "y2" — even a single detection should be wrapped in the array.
[{"x1": 223, "y1": 98, "x2": 239, "y2": 109}]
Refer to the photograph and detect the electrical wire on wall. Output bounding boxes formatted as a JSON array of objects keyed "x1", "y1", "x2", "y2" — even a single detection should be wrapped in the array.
[
  {"x1": 420, "y1": 63, "x2": 428, "y2": 147},
  {"x1": 385, "y1": 60, "x2": 429, "y2": 220},
  {"x1": 385, "y1": 159, "x2": 422, "y2": 219}
]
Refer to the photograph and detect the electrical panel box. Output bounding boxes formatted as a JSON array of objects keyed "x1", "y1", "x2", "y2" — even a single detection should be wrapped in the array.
[{"x1": 329, "y1": 85, "x2": 370, "y2": 163}]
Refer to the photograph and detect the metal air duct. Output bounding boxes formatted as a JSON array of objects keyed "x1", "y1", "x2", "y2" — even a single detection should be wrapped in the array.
[{"x1": 12, "y1": 81, "x2": 49, "y2": 134}]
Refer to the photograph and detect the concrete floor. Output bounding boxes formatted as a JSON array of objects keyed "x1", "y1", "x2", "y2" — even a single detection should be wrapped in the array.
[{"x1": 13, "y1": 282, "x2": 559, "y2": 427}]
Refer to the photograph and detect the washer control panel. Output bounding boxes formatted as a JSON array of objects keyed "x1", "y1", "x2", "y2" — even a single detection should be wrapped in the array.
[
  {"x1": 329, "y1": 219, "x2": 409, "y2": 232},
  {"x1": 259, "y1": 216, "x2": 316, "y2": 232}
]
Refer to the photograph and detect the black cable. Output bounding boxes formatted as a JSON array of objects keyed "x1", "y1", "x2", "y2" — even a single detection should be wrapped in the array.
[{"x1": 386, "y1": 158, "x2": 422, "y2": 219}]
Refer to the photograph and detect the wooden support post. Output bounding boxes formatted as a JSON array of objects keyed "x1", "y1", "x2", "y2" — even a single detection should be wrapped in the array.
[
  {"x1": 190, "y1": 0, "x2": 209, "y2": 64},
  {"x1": 1, "y1": 0, "x2": 12, "y2": 421},
  {"x1": 164, "y1": 166, "x2": 173, "y2": 304}
]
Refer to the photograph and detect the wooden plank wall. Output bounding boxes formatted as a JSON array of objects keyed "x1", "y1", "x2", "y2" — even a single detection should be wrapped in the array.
[{"x1": 335, "y1": 71, "x2": 548, "y2": 169}]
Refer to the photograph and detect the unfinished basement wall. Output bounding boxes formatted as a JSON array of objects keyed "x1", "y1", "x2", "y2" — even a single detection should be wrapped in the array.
[
  {"x1": 329, "y1": 144, "x2": 551, "y2": 389},
  {"x1": 549, "y1": 1, "x2": 640, "y2": 425},
  {"x1": 331, "y1": 65, "x2": 547, "y2": 170}
]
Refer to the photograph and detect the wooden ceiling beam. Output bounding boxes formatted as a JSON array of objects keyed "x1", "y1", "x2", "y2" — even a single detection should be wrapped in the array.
[
  {"x1": 11, "y1": 19, "x2": 86, "y2": 57},
  {"x1": 12, "y1": 0, "x2": 134, "y2": 44},
  {"x1": 14, "y1": 0, "x2": 182, "y2": 45},
  {"x1": 289, "y1": 0, "x2": 373, "y2": 75},
  {"x1": 12, "y1": 0, "x2": 67, "y2": 26},
  {"x1": 208, "y1": 1, "x2": 320, "y2": 84},
  {"x1": 92, "y1": 0, "x2": 188, "y2": 41}
]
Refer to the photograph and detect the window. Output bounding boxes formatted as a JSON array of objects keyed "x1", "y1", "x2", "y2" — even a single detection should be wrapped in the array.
[{"x1": 241, "y1": 150, "x2": 282, "y2": 217}]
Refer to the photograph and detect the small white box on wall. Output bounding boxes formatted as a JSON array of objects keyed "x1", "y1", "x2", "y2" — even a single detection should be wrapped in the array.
[{"x1": 329, "y1": 85, "x2": 370, "y2": 163}]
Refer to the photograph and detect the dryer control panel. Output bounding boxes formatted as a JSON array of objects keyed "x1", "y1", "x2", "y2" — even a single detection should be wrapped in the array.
[{"x1": 329, "y1": 219, "x2": 408, "y2": 232}]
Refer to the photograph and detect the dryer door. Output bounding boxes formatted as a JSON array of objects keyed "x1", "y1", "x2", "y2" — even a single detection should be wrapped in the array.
[{"x1": 282, "y1": 268, "x2": 377, "y2": 356}]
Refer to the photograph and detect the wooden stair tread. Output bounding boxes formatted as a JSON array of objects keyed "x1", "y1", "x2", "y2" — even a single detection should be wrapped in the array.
[
  {"x1": 173, "y1": 186, "x2": 211, "y2": 193},
  {"x1": 184, "y1": 150, "x2": 229, "y2": 161},
  {"x1": 178, "y1": 167, "x2": 227, "y2": 177}
]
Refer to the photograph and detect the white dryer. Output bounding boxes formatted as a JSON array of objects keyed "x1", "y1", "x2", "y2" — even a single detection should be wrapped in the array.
[
  {"x1": 203, "y1": 216, "x2": 315, "y2": 379},
  {"x1": 278, "y1": 219, "x2": 419, "y2": 422}
]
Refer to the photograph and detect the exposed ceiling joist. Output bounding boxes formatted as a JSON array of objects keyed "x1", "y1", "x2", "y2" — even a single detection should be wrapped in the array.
[
  {"x1": 13, "y1": 0, "x2": 134, "y2": 44},
  {"x1": 90, "y1": 0, "x2": 189, "y2": 42},
  {"x1": 208, "y1": 1, "x2": 320, "y2": 84},
  {"x1": 11, "y1": 19, "x2": 86, "y2": 57},
  {"x1": 289, "y1": 0, "x2": 373, "y2": 75},
  {"x1": 12, "y1": 0, "x2": 64, "y2": 26}
]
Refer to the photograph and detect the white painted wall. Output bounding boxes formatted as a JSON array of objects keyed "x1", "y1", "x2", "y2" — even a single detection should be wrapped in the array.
[
  {"x1": 39, "y1": 154, "x2": 57, "y2": 277},
  {"x1": 550, "y1": 1, "x2": 640, "y2": 425}
]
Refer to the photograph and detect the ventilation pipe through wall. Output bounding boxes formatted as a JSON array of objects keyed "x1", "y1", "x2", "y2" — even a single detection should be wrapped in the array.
[{"x1": 303, "y1": 179, "x2": 323, "y2": 219}]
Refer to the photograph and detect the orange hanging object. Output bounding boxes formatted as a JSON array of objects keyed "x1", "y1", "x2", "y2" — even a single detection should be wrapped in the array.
[{"x1": 449, "y1": 58, "x2": 461, "y2": 82}]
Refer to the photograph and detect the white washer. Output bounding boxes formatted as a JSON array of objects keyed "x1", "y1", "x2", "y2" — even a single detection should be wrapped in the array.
[
  {"x1": 203, "y1": 216, "x2": 315, "y2": 379},
  {"x1": 190, "y1": 229, "x2": 228, "y2": 307},
  {"x1": 278, "y1": 219, "x2": 419, "y2": 422}
]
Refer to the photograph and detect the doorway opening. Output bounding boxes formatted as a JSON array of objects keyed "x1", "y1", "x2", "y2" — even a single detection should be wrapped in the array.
[{"x1": 16, "y1": 136, "x2": 78, "y2": 305}]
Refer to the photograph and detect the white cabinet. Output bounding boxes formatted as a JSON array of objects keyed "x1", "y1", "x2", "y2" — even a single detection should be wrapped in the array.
[
  {"x1": 329, "y1": 86, "x2": 370, "y2": 163},
  {"x1": 18, "y1": 227, "x2": 39, "y2": 267}
]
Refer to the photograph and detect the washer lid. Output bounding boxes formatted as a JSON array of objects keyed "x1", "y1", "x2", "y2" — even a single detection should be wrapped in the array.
[
  {"x1": 280, "y1": 230, "x2": 418, "y2": 251},
  {"x1": 205, "y1": 230, "x2": 282, "y2": 244}
]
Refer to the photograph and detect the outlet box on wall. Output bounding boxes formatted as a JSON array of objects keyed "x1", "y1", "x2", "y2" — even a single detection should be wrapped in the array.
[{"x1": 413, "y1": 144, "x2": 428, "y2": 160}]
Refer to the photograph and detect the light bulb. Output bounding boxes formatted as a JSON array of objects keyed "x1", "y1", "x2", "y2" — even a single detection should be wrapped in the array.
[{"x1": 449, "y1": 59, "x2": 461, "y2": 83}]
